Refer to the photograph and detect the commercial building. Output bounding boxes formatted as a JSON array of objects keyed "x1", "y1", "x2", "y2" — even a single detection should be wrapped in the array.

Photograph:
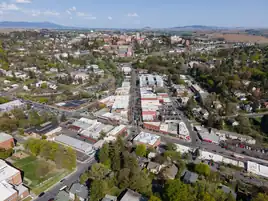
[
  {"x1": 133, "y1": 131, "x2": 161, "y2": 147},
  {"x1": 25, "y1": 121, "x2": 61, "y2": 137},
  {"x1": 104, "y1": 125, "x2": 127, "y2": 142},
  {"x1": 112, "y1": 95, "x2": 129, "y2": 112},
  {"x1": 0, "y1": 160, "x2": 29, "y2": 201},
  {"x1": 54, "y1": 135, "x2": 95, "y2": 156},
  {"x1": 247, "y1": 161, "x2": 268, "y2": 178},
  {"x1": 139, "y1": 74, "x2": 164, "y2": 87},
  {"x1": 0, "y1": 100, "x2": 25, "y2": 113},
  {"x1": 0, "y1": 132, "x2": 14, "y2": 149},
  {"x1": 195, "y1": 126, "x2": 220, "y2": 144}
]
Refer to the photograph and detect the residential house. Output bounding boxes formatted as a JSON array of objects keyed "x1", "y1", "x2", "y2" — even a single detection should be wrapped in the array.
[
  {"x1": 55, "y1": 191, "x2": 69, "y2": 201},
  {"x1": 163, "y1": 164, "x2": 178, "y2": 180},
  {"x1": 137, "y1": 157, "x2": 149, "y2": 168},
  {"x1": 120, "y1": 189, "x2": 147, "y2": 201},
  {"x1": 183, "y1": 171, "x2": 198, "y2": 184},
  {"x1": 147, "y1": 161, "x2": 162, "y2": 174},
  {"x1": 218, "y1": 185, "x2": 237, "y2": 199},
  {"x1": 69, "y1": 183, "x2": 88, "y2": 201},
  {"x1": 0, "y1": 132, "x2": 14, "y2": 149},
  {"x1": 102, "y1": 194, "x2": 117, "y2": 201}
]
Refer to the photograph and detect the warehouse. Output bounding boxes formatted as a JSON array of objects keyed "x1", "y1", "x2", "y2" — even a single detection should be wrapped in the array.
[{"x1": 54, "y1": 135, "x2": 95, "y2": 155}]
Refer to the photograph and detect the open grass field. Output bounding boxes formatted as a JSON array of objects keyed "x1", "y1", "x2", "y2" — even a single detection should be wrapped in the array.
[{"x1": 13, "y1": 154, "x2": 69, "y2": 195}]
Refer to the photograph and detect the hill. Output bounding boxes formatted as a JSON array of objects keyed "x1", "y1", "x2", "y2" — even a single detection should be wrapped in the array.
[{"x1": 0, "y1": 21, "x2": 69, "y2": 29}]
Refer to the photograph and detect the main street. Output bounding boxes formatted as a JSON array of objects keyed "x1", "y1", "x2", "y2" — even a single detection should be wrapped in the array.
[{"x1": 34, "y1": 158, "x2": 96, "y2": 201}]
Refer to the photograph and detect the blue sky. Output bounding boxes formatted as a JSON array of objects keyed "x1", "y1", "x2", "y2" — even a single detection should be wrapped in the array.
[{"x1": 0, "y1": 0, "x2": 267, "y2": 28}]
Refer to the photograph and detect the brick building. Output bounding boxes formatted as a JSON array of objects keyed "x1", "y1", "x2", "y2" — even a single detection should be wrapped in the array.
[
  {"x1": 0, "y1": 160, "x2": 29, "y2": 201},
  {"x1": 0, "y1": 132, "x2": 14, "y2": 149}
]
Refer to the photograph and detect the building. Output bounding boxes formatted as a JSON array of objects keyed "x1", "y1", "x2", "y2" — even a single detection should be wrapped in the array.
[
  {"x1": 54, "y1": 135, "x2": 95, "y2": 156},
  {"x1": 0, "y1": 100, "x2": 25, "y2": 113},
  {"x1": 55, "y1": 191, "x2": 69, "y2": 201},
  {"x1": 247, "y1": 161, "x2": 268, "y2": 178},
  {"x1": 0, "y1": 160, "x2": 29, "y2": 201},
  {"x1": 133, "y1": 131, "x2": 161, "y2": 147},
  {"x1": 120, "y1": 189, "x2": 147, "y2": 201},
  {"x1": 25, "y1": 121, "x2": 61, "y2": 137},
  {"x1": 112, "y1": 95, "x2": 129, "y2": 112},
  {"x1": 195, "y1": 126, "x2": 220, "y2": 144},
  {"x1": 69, "y1": 183, "x2": 88, "y2": 201},
  {"x1": 102, "y1": 195, "x2": 117, "y2": 201},
  {"x1": 163, "y1": 164, "x2": 178, "y2": 180},
  {"x1": 183, "y1": 171, "x2": 198, "y2": 184},
  {"x1": 147, "y1": 161, "x2": 162, "y2": 174},
  {"x1": 0, "y1": 132, "x2": 14, "y2": 149},
  {"x1": 139, "y1": 74, "x2": 164, "y2": 88},
  {"x1": 143, "y1": 122, "x2": 161, "y2": 132}
]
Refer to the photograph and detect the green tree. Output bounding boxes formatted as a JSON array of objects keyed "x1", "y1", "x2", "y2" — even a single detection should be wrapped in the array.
[
  {"x1": 98, "y1": 143, "x2": 111, "y2": 168},
  {"x1": 252, "y1": 193, "x2": 268, "y2": 201},
  {"x1": 261, "y1": 115, "x2": 268, "y2": 134},
  {"x1": 149, "y1": 195, "x2": 162, "y2": 201},
  {"x1": 135, "y1": 144, "x2": 147, "y2": 157},
  {"x1": 80, "y1": 171, "x2": 89, "y2": 184},
  {"x1": 0, "y1": 148, "x2": 13, "y2": 159},
  {"x1": 163, "y1": 179, "x2": 193, "y2": 201},
  {"x1": 166, "y1": 143, "x2": 177, "y2": 151},
  {"x1": 194, "y1": 163, "x2": 211, "y2": 177},
  {"x1": 90, "y1": 180, "x2": 108, "y2": 201},
  {"x1": 89, "y1": 163, "x2": 110, "y2": 180}
]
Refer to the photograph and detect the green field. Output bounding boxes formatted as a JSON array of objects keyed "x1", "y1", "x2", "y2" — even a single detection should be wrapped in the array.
[{"x1": 13, "y1": 155, "x2": 70, "y2": 195}]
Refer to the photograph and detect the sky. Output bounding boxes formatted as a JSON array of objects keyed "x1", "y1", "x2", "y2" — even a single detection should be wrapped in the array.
[{"x1": 0, "y1": 0, "x2": 267, "y2": 28}]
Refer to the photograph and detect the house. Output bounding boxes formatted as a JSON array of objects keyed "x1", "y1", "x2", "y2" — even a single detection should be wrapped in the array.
[
  {"x1": 102, "y1": 194, "x2": 117, "y2": 201},
  {"x1": 137, "y1": 157, "x2": 149, "y2": 168},
  {"x1": 183, "y1": 171, "x2": 198, "y2": 184},
  {"x1": 148, "y1": 152, "x2": 157, "y2": 160},
  {"x1": 0, "y1": 132, "x2": 14, "y2": 149},
  {"x1": 163, "y1": 164, "x2": 178, "y2": 180},
  {"x1": 55, "y1": 191, "x2": 69, "y2": 201},
  {"x1": 147, "y1": 161, "x2": 162, "y2": 174},
  {"x1": 218, "y1": 185, "x2": 237, "y2": 199},
  {"x1": 120, "y1": 189, "x2": 147, "y2": 201},
  {"x1": 69, "y1": 183, "x2": 88, "y2": 201}
]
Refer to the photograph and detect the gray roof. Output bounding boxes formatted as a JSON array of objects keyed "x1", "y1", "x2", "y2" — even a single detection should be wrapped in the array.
[
  {"x1": 219, "y1": 185, "x2": 237, "y2": 199},
  {"x1": 70, "y1": 183, "x2": 88, "y2": 199},
  {"x1": 147, "y1": 161, "x2": 161, "y2": 170},
  {"x1": 183, "y1": 171, "x2": 198, "y2": 183},
  {"x1": 120, "y1": 189, "x2": 147, "y2": 201},
  {"x1": 102, "y1": 194, "x2": 117, "y2": 201},
  {"x1": 55, "y1": 191, "x2": 69, "y2": 201},
  {"x1": 164, "y1": 164, "x2": 178, "y2": 179}
]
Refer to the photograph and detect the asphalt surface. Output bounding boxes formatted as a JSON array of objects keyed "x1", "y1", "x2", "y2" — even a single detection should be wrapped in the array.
[{"x1": 35, "y1": 158, "x2": 96, "y2": 201}]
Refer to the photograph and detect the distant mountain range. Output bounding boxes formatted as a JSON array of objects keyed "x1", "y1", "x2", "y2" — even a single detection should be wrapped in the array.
[
  {"x1": 0, "y1": 21, "x2": 74, "y2": 29},
  {"x1": 0, "y1": 21, "x2": 252, "y2": 31}
]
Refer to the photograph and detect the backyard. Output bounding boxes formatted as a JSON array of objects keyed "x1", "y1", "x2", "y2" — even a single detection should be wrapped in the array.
[{"x1": 12, "y1": 154, "x2": 70, "y2": 195}]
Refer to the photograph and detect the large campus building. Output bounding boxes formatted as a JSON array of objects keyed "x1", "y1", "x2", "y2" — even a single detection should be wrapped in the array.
[
  {"x1": 0, "y1": 132, "x2": 14, "y2": 149},
  {"x1": 0, "y1": 160, "x2": 29, "y2": 201}
]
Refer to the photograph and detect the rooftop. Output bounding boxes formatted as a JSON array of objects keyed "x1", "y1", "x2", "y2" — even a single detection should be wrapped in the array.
[
  {"x1": 120, "y1": 189, "x2": 147, "y2": 201},
  {"x1": 0, "y1": 160, "x2": 20, "y2": 183},
  {"x1": 107, "y1": 125, "x2": 126, "y2": 137},
  {"x1": 54, "y1": 135, "x2": 95, "y2": 155},
  {"x1": 0, "y1": 132, "x2": 13, "y2": 143},
  {"x1": 0, "y1": 180, "x2": 17, "y2": 201},
  {"x1": 134, "y1": 132, "x2": 160, "y2": 146},
  {"x1": 70, "y1": 183, "x2": 88, "y2": 199}
]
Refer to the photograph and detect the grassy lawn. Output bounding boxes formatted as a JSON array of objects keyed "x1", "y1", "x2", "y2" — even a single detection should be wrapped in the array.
[{"x1": 13, "y1": 154, "x2": 70, "y2": 195}]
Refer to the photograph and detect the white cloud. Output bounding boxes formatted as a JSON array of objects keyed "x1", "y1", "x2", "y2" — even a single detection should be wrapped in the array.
[
  {"x1": 127, "y1": 12, "x2": 139, "y2": 17},
  {"x1": 66, "y1": 6, "x2": 76, "y2": 15},
  {"x1": 85, "y1": 16, "x2": 96, "y2": 20},
  {"x1": 0, "y1": 2, "x2": 20, "y2": 11},
  {"x1": 76, "y1": 12, "x2": 87, "y2": 17},
  {"x1": 43, "y1": 10, "x2": 60, "y2": 16},
  {"x1": 15, "y1": 0, "x2": 31, "y2": 4},
  {"x1": 108, "y1": 16, "x2": 112, "y2": 20},
  {"x1": 66, "y1": 10, "x2": 71, "y2": 15},
  {"x1": 70, "y1": 6, "x2": 76, "y2": 11}
]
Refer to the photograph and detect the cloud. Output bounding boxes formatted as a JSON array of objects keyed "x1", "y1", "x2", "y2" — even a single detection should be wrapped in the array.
[
  {"x1": 43, "y1": 10, "x2": 60, "y2": 16},
  {"x1": 127, "y1": 12, "x2": 139, "y2": 17},
  {"x1": 108, "y1": 16, "x2": 112, "y2": 20},
  {"x1": 66, "y1": 6, "x2": 76, "y2": 15},
  {"x1": 24, "y1": 9, "x2": 60, "y2": 17},
  {"x1": 66, "y1": 10, "x2": 71, "y2": 15},
  {"x1": 15, "y1": 0, "x2": 31, "y2": 3},
  {"x1": 0, "y1": 2, "x2": 20, "y2": 11},
  {"x1": 76, "y1": 12, "x2": 87, "y2": 17},
  {"x1": 70, "y1": 6, "x2": 76, "y2": 11},
  {"x1": 85, "y1": 16, "x2": 96, "y2": 20}
]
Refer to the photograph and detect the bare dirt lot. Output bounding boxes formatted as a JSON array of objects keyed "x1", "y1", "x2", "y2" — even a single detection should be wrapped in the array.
[{"x1": 211, "y1": 33, "x2": 268, "y2": 44}]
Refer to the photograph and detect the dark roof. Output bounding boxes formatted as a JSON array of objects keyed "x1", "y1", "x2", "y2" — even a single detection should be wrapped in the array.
[
  {"x1": 25, "y1": 122, "x2": 59, "y2": 135},
  {"x1": 69, "y1": 183, "x2": 88, "y2": 199},
  {"x1": 219, "y1": 185, "x2": 237, "y2": 199},
  {"x1": 183, "y1": 171, "x2": 198, "y2": 183}
]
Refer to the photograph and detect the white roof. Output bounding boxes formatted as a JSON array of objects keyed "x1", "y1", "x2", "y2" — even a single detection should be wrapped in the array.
[
  {"x1": 112, "y1": 95, "x2": 129, "y2": 110},
  {"x1": 179, "y1": 122, "x2": 189, "y2": 136},
  {"x1": 247, "y1": 161, "x2": 268, "y2": 178},
  {"x1": 0, "y1": 180, "x2": 17, "y2": 200},
  {"x1": 55, "y1": 135, "x2": 95, "y2": 155},
  {"x1": 107, "y1": 125, "x2": 126, "y2": 137},
  {"x1": 0, "y1": 100, "x2": 24, "y2": 112},
  {"x1": 134, "y1": 131, "x2": 160, "y2": 146},
  {"x1": 0, "y1": 160, "x2": 20, "y2": 183},
  {"x1": 0, "y1": 132, "x2": 13, "y2": 143}
]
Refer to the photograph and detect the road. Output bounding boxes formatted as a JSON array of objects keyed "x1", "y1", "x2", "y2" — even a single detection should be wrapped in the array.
[
  {"x1": 221, "y1": 111, "x2": 268, "y2": 119},
  {"x1": 35, "y1": 158, "x2": 96, "y2": 201}
]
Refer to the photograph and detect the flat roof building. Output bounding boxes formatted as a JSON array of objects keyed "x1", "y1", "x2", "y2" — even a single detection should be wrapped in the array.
[
  {"x1": 0, "y1": 100, "x2": 25, "y2": 113},
  {"x1": 133, "y1": 131, "x2": 161, "y2": 147},
  {"x1": 0, "y1": 132, "x2": 14, "y2": 150},
  {"x1": 55, "y1": 135, "x2": 95, "y2": 155}
]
